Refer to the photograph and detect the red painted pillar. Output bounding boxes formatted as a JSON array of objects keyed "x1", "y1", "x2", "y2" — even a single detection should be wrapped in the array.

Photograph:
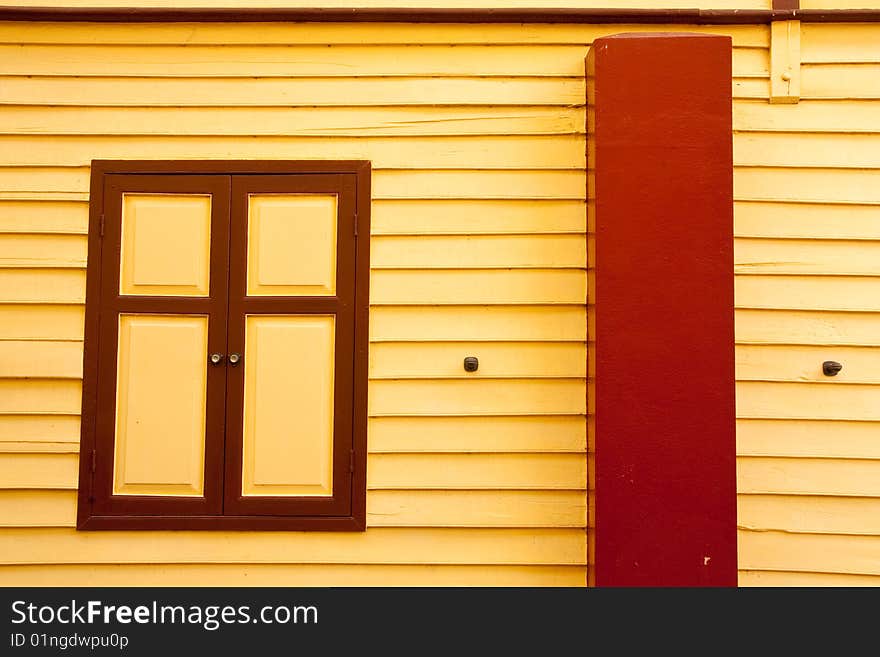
[{"x1": 587, "y1": 34, "x2": 737, "y2": 587}]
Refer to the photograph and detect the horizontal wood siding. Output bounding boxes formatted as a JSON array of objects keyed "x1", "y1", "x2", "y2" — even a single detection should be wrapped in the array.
[
  {"x1": 733, "y1": 21, "x2": 880, "y2": 585},
  {"x1": 1, "y1": 18, "x2": 877, "y2": 586}
]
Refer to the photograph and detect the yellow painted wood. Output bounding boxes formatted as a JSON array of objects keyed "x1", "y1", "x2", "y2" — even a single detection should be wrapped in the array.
[
  {"x1": 0, "y1": 44, "x2": 767, "y2": 78},
  {"x1": 369, "y1": 342, "x2": 586, "y2": 379},
  {"x1": 368, "y1": 416, "x2": 586, "y2": 453},
  {"x1": 769, "y1": 20, "x2": 800, "y2": 104},
  {"x1": 734, "y1": 134, "x2": 880, "y2": 169},
  {"x1": 0, "y1": 379, "x2": 81, "y2": 414},
  {"x1": 736, "y1": 345, "x2": 880, "y2": 384},
  {"x1": 0, "y1": 107, "x2": 583, "y2": 137},
  {"x1": 735, "y1": 202, "x2": 880, "y2": 240},
  {"x1": 801, "y1": 64, "x2": 880, "y2": 99},
  {"x1": 120, "y1": 194, "x2": 212, "y2": 296},
  {"x1": 372, "y1": 200, "x2": 586, "y2": 235},
  {"x1": 739, "y1": 570, "x2": 880, "y2": 587},
  {"x1": 0, "y1": 234, "x2": 85, "y2": 268},
  {"x1": 0, "y1": 340, "x2": 82, "y2": 378},
  {"x1": 738, "y1": 529, "x2": 880, "y2": 576},
  {"x1": 737, "y1": 381, "x2": 880, "y2": 421},
  {"x1": 0, "y1": 75, "x2": 587, "y2": 107},
  {"x1": 736, "y1": 276, "x2": 880, "y2": 312},
  {"x1": 0, "y1": 489, "x2": 586, "y2": 528},
  {"x1": 0, "y1": 167, "x2": 586, "y2": 201},
  {"x1": 368, "y1": 454, "x2": 586, "y2": 490},
  {"x1": 0, "y1": 269, "x2": 84, "y2": 303},
  {"x1": 0, "y1": 136, "x2": 586, "y2": 171},
  {"x1": 738, "y1": 457, "x2": 880, "y2": 496},
  {"x1": 372, "y1": 235, "x2": 585, "y2": 270},
  {"x1": 369, "y1": 305, "x2": 586, "y2": 342},
  {"x1": 0, "y1": 490, "x2": 75, "y2": 527},
  {"x1": 0, "y1": 305, "x2": 83, "y2": 340},
  {"x1": 0, "y1": 442, "x2": 79, "y2": 453},
  {"x1": 369, "y1": 379, "x2": 586, "y2": 416},
  {"x1": 735, "y1": 168, "x2": 880, "y2": 205},
  {"x1": 0, "y1": 414, "x2": 80, "y2": 443},
  {"x1": 738, "y1": 419, "x2": 880, "y2": 459},
  {"x1": 0, "y1": 192, "x2": 87, "y2": 202},
  {"x1": 735, "y1": 309, "x2": 880, "y2": 347},
  {"x1": 368, "y1": 490, "x2": 587, "y2": 527},
  {"x1": 0, "y1": 451, "x2": 588, "y2": 491},
  {"x1": 801, "y1": 23, "x2": 880, "y2": 63},
  {"x1": 0, "y1": 564, "x2": 587, "y2": 587},
  {"x1": 242, "y1": 316, "x2": 335, "y2": 497},
  {"x1": 735, "y1": 100, "x2": 880, "y2": 132},
  {"x1": 739, "y1": 494, "x2": 880, "y2": 536},
  {"x1": 0, "y1": 0, "x2": 770, "y2": 11},
  {"x1": 370, "y1": 270, "x2": 586, "y2": 305},
  {"x1": 0, "y1": 527, "x2": 588, "y2": 565},
  {"x1": 114, "y1": 315, "x2": 208, "y2": 496},
  {"x1": 0, "y1": 22, "x2": 768, "y2": 47},
  {"x1": 247, "y1": 195, "x2": 337, "y2": 297},
  {"x1": 735, "y1": 238, "x2": 880, "y2": 277},
  {"x1": 0, "y1": 453, "x2": 77, "y2": 489},
  {"x1": 0, "y1": 200, "x2": 87, "y2": 234}
]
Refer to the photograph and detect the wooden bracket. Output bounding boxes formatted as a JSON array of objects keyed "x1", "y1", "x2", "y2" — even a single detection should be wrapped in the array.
[{"x1": 770, "y1": 20, "x2": 801, "y2": 104}]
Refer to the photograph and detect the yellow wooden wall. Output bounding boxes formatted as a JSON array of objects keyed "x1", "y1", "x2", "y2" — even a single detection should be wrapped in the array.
[{"x1": 0, "y1": 17, "x2": 877, "y2": 587}]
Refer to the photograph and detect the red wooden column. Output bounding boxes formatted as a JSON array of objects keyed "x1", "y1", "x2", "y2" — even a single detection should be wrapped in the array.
[{"x1": 587, "y1": 33, "x2": 737, "y2": 587}]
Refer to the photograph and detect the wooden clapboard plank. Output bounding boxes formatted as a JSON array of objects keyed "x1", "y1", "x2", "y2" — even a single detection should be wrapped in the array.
[
  {"x1": 0, "y1": 234, "x2": 86, "y2": 268},
  {"x1": 736, "y1": 276, "x2": 880, "y2": 312},
  {"x1": 735, "y1": 309, "x2": 880, "y2": 347},
  {"x1": 735, "y1": 100, "x2": 880, "y2": 132},
  {"x1": 0, "y1": 340, "x2": 82, "y2": 378},
  {"x1": 0, "y1": 269, "x2": 85, "y2": 303},
  {"x1": 735, "y1": 168, "x2": 880, "y2": 205},
  {"x1": 0, "y1": 106, "x2": 583, "y2": 137},
  {"x1": 370, "y1": 269, "x2": 587, "y2": 305},
  {"x1": 0, "y1": 200, "x2": 88, "y2": 234},
  {"x1": 0, "y1": 527, "x2": 588, "y2": 565},
  {"x1": 737, "y1": 381, "x2": 880, "y2": 421},
  {"x1": 0, "y1": 21, "x2": 768, "y2": 47},
  {"x1": 801, "y1": 23, "x2": 880, "y2": 64},
  {"x1": 738, "y1": 529, "x2": 880, "y2": 575},
  {"x1": 370, "y1": 305, "x2": 586, "y2": 341},
  {"x1": 0, "y1": 305, "x2": 84, "y2": 340},
  {"x1": 371, "y1": 235, "x2": 585, "y2": 269},
  {"x1": 0, "y1": 76, "x2": 587, "y2": 107},
  {"x1": 368, "y1": 415, "x2": 586, "y2": 453},
  {"x1": 0, "y1": 44, "x2": 767, "y2": 77},
  {"x1": 0, "y1": 136, "x2": 586, "y2": 170},
  {"x1": 369, "y1": 342, "x2": 586, "y2": 379},
  {"x1": 736, "y1": 344, "x2": 880, "y2": 384},
  {"x1": 369, "y1": 379, "x2": 586, "y2": 416},
  {"x1": 735, "y1": 202, "x2": 880, "y2": 240},
  {"x1": 739, "y1": 494, "x2": 880, "y2": 536},
  {"x1": 801, "y1": 65, "x2": 880, "y2": 99},
  {"x1": 738, "y1": 456, "x2": 880, "y2": 496},
  {"x1": 737, "y1": 419, "x2": 880, "y2": 459},
  {"x1": 0, "y1": 414, "x2": 80, "y2": 443},
  {"x1": 368, "y1": 453, "x2": 587, "y2": 489},
  {"x1": 0, "y1": 563, "x2": 587, "y2": 587},
  {"x1": 739, "y1": 570, "x2": 880, "y2": 587},
  {"x1": 735, "y1": 238, "x2": 880, "y2": 276},
  {"x1": 734, "y1": 133, "x2": 880, "y2": 168}
]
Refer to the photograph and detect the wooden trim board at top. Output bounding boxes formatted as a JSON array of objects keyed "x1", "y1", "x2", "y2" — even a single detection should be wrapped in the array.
[
  {"x1": 77, "y1": 159, "x2": 371, "y2": 531},
  {"x1": 14, "y1": 6, "x2": 880, "y2": 24}
]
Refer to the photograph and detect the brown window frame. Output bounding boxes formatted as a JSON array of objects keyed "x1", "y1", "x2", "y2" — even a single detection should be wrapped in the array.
[{"x1": 77, "y1": 160, "x2": 371, "y2": 531}]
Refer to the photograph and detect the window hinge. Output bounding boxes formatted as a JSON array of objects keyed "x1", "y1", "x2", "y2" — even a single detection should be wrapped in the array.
[
  {"x1": 90, "y1": 449, "x2": 96, "y2": 473},
  {"x1": 99, "y1": 214, "x2": 105, "y2": 237},
  {"x1": 353, "y1": 213, "x2": 358, "y2": 238},
  {"x1": 350, "y1": 450, "x2": 355, "y2": 474}
]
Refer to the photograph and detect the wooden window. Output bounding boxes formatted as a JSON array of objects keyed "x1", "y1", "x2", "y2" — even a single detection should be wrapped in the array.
[{"x1": 77, "y1": 161, "x2": 370, "y2": 530}]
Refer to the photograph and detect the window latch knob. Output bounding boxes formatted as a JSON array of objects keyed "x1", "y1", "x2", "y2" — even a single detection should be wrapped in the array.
[{"x1": 209, "y1": 353, "x2": 224, "y2": 365}]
